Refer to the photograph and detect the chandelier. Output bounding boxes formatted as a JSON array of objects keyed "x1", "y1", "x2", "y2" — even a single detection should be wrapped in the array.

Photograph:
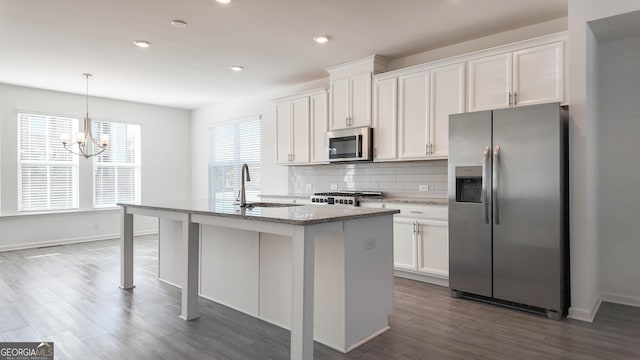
[{"x1": 61, "y1": 73, "x2": 109, "y2": 158}]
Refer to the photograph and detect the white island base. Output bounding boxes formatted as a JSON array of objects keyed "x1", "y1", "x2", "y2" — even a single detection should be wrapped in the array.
[{"x1": 157, "y1": 214, "x2": 394, "y2": 353}]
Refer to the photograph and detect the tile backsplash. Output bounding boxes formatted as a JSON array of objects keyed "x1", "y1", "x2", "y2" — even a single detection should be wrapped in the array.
[{"x1": 288, "y1": 160, "x2": 448, "y2": 199}]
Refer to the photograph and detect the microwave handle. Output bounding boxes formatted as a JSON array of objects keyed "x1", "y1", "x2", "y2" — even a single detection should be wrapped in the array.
[{"x1": 355, "y1": 135, "x2": 360, "y2": 157}]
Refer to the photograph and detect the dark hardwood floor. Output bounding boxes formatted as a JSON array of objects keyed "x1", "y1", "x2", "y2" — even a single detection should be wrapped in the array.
[{"x1": 0, "y1": 236, "x2": 638, "y2": 359}]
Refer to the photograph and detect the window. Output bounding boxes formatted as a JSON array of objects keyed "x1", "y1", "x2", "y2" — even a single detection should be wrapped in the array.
[
  {"x1": 18, "y1": 113, "x2": 78, "y2": 211},
  {"x1": 93, "y1": 121, "x2": 141, "y2": 208},
  {"x1": 208, "y1": 116, "x2": 261, "y2": 211}
]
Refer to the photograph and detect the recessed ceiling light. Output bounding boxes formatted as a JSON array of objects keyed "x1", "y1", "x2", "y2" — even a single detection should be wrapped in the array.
[
  {"x1": 171, "y1": 19, "x2": 188, "y2": 28},
  {"x1": 133, "y1": 40, "x2": 151, "y2": 48},
  {"x1": 313, "y1": 35, "x2": 330, "y2": 44},
  {"x1": 230, "y1": 65, "x2": 244, "y2": 72},
  {"x1": 216, "y1": 0, "x2": 231, "y2": 4}
]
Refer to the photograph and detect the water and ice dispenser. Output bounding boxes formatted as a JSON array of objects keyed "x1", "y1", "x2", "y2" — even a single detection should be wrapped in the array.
[{"x1": 455, "y1": 166, "x2": 483, "y2": 203}]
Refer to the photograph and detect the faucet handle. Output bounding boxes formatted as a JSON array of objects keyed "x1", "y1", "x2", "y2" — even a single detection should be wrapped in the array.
[{"x1": 235, "y1": 190, "x2": 241, "y2": 203}]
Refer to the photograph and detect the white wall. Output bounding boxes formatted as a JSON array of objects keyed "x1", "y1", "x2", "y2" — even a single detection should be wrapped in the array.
[
  {"x1": 0, "y1": 83, "x2": 191, "y2": 250},
  {"x1": 595, "y1": 30, "x2": 640, "y2": 306},
  {"x1": 567, "y1": 0, "x2": 640, "y2": 321}
]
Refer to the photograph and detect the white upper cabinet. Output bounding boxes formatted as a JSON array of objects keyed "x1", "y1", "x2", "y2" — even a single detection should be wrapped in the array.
[
  {"x1": 290, "y1": 97, "x2": 310, "y2": 164},
  {"x1": 468, "y1": 53, "x2": 513, "y2": 111},
  {"x1": 375, "y1": 62, "x2": 465, "y2": 161},
  {"x1": 372, "y1": 77, "x2": 397, "y2": 161},
  {"x1": 429, "y1": 62, "x2": 466, "y2": 158},
  {"x1": 326, "y1": 55, "x2": 388, "y2": 131},
  {"x1": 275, "y1": 101, "x2": 292, "y2": 164},
  {"x1": 309, "y1": 92, "x2": 328, "y2": 164},
  {"x1": 468, "y1": 40, "x2": 565, "y2": 112},
  {"x1": 330, "y1": 72, "x2": 372, "y2": 130},
  {"x1": 274, "y1": 89, "x2": 329, "y2": 165},
  {"x1": 398, "y1": 70, "x2": 430, "y2": 160},
  {"x1": 349, "y1": 72, "x2": 373, "y2": 128},
  {"x1": 512, "y1": 41, "x2": 564, "y2": 107},
  {"x1": 330, "y1": 77, "x2": 349, "y2": 130}
]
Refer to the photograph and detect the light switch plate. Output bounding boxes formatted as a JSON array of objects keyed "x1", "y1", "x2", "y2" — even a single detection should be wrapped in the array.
[
  {"x1": 305, "y1": 184, "x2": 313, "y2": 190},
  {"x1": 330, "y1": 184, "x2": 338, "y2": 190},
  {"x1": 419, "y1": 184, "x2": 429, "y2": 192}
]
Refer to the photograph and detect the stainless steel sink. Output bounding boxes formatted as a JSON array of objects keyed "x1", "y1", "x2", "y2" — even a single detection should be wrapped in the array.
[{"x1": 243, "y1": 202, "x2": 301, "y2": 209}]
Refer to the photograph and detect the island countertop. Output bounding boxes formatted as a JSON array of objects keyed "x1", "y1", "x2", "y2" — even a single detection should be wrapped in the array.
[{"x1": 118, "y1": 199, "x2": 399, "y2": 226}]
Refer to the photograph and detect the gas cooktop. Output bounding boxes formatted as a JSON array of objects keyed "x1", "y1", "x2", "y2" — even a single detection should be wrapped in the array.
[{"x1": 310, "y1": 191, "x2": 383, "y2": 206}]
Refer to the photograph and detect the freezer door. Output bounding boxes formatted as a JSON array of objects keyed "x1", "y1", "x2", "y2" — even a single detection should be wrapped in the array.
[
  {"x1": 492, "y1": 103, "x2": 564, "y2": 310},
  {"x1": 448, "y1": 111, "x2": 493, "y2": 297}
]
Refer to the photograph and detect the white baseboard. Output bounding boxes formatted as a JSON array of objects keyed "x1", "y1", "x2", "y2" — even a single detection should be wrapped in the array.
[
  {"x1": 0, "y1": 230, "x2": 158, "y2": 252},
  {"x1": 157, "y1": 277, "x2": 182, "y2": 289},
  {"x1": 568, "y1": 297, "x2": 602, "y2": 322},
  {"x1": 601, "y1": 292, "x2": 640, "y2": 308},
  {"x1": 394, "y1": 270, "x2": 449, "y2": 287}
]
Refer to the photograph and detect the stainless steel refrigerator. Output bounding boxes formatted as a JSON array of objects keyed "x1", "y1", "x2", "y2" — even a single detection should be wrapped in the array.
[{"x1": 448, "y1": 102, "x2": 569, "y2": 319}]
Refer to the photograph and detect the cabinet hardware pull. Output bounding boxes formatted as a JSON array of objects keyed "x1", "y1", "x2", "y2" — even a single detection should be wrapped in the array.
[
  {"x1": 409, "y1": 211, "x2": 423, "y2": 214},
  {"x1": 482, "y1": 145, "x2": 490, "y2": 224},
  {"x1": 493, "y1": 145, "x2": 500, "y2": 224},
  {"x1": 514, "y1": 91, "x2": 518, "y2": 106},
  {"x1": 508, "y1": 92, "x2": 512, "y2": 107}
]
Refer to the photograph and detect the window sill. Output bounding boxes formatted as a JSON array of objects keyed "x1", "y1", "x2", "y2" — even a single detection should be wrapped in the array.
[{"x1": 0, "y1": 207, "x2": 119, "y2": 220}]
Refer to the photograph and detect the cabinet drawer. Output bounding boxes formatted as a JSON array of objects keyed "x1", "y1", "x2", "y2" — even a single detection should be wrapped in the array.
[{"x1": 384, "y1": 203, "x2": 447, "y2": 220}]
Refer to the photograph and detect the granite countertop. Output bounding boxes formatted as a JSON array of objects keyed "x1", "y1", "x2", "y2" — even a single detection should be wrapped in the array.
[
  {"x1": 367, "y1": 197, "x2": 448, "y2": 206},
  {"x1": 118, "y1": 199, "x2": 399, "y2": 226}
]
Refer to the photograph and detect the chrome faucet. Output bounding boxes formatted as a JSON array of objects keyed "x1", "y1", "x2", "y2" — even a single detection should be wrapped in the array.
[{"x1": 239, "y1": 163, "x2": 251, "y2": 207}]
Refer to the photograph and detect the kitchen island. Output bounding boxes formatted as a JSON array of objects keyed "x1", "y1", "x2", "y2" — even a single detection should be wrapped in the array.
[{"x1": 118, "y1": 200, "x2": 399, "y2": 360}]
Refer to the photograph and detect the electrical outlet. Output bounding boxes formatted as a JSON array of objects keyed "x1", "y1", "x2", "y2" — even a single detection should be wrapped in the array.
[
  {"x1": 365, "y1": 238, "x2": 376, "y2": 250},
  {"x1": 305, "y1": 183, "x2": 313, "y2": 190},
  {"x1": 419, "y1": 184, "x2": 430, "y2": 192},
  {"x1": 330, "y1": 184, "x2": 338, "y2": 190}
]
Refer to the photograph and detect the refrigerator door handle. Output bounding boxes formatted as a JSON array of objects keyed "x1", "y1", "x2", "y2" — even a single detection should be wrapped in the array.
[
  {"x1": 482, "y1": 145, "x2": 490, "y2": 224},
  {"x1": 493, "y1": 145, "x2": 500, "y2": 225}
]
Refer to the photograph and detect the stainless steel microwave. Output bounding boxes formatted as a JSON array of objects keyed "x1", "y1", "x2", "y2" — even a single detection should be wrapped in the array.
[{"x1": 327, "y1": 127, "x2": 373, "y2": 162}]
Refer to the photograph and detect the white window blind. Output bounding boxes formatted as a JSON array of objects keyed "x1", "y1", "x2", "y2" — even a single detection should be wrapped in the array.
[
  {"x1": 93, "y1": 121, "x2": 141, "y2": 208},
  {"x1": 18, "y1": 113, "x2": 79, "y2": 211},
  {"x1": 208, "y1": 117, "x2": 261, "y2": 211}
]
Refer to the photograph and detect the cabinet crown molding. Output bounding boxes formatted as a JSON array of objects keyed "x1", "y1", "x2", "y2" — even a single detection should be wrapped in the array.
[
  {"x1": 325, "y1": 55, "x2": 389, "y2": 78},
  {"x1": 272, "y1": 87, "x2": 327, "y2": 103},
  {"x1": 375, "y1": 31, "x2": 567, "y2": 81}
]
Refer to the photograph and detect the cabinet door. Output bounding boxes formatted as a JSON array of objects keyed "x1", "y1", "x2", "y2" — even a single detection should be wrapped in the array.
[
  {"x1": 275, "y1": 101, "x2": 291, "y2": 164},
  {"x1": 513, "y1": 41, "x2": 564, "y2": 106},
  {"x1": 417, "y1": 220, "x2": 449, "y2": 278},
  {"x1": 310, "y1": 92, "x2": 328, "y2": 163},
  {"x1": 290, "y1": 96, "x2": 310, "y2": 164},
  {"x1": 429, "y1": 63, "x2": 465, "y2": 158},
  {"x1": 393, "y1": 218, "x2": 418, "y2": 271},
  {"x1": 330, "y1": 77, "x2": 349, "y2": 130},
  {"x1": 468, "y1": 53, "x2": 512, "y2": 111},
  {"x1": 349, "y1": 72, "x2": 372, "y2": 128},
  {"x1": 398, "y1": 70, "x2": 430, "y2": 159},
  {"x1": 373, "y1": 77, "x2": 397, "y2": 161}
]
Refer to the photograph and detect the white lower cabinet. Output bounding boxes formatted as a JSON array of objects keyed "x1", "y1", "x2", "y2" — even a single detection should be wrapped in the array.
[
  {"x1": 416, "y1": 219, "x2": 449, "y2": 278},
  {"x1": 387, "y1": 203, "x2": 449, "y2": 286},
  {"x1": 392, "y1": 218, "x2": 418, "y2": 271}
]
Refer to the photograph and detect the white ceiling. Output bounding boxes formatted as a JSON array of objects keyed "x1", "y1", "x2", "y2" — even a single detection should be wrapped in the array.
[{"x1": 0, "y1": 0, "x2": 567, "y2": 109}]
